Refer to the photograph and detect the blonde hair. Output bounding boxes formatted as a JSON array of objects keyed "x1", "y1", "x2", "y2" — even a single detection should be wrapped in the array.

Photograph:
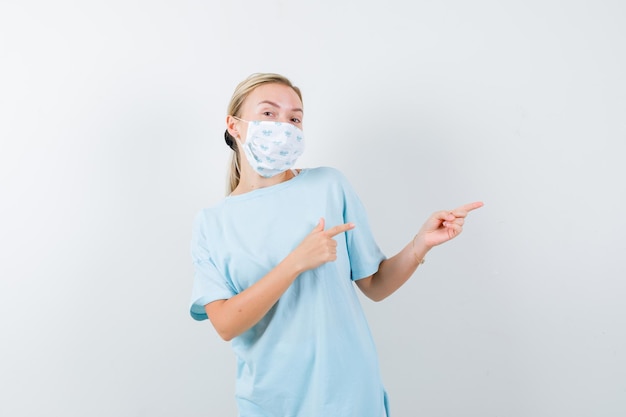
[{"x1": 224, "y1": 73, "x2": 303, "y2": 194}]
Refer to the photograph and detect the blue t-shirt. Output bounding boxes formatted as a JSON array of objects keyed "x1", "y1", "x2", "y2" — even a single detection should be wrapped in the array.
[{"x1": 190, "y1": 167, "x2": 389, "y2": 417}]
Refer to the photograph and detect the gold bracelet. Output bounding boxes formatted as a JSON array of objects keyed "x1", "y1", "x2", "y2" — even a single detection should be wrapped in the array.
[{"x1": 412, "y1": 235, "x2": 426, "y2": 265}]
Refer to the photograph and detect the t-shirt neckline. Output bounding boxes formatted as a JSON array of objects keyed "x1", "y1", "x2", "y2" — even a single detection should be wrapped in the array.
[{"x1": 226, "y1": 168, "x2": 309, "y2": 201}]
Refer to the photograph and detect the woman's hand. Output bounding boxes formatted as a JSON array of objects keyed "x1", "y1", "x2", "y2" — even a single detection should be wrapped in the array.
[
  {"x1": 287, "y1": 218, "x2": 355, "y2": 273},
  {"x1": 415, "y1": 201, "x2": 484, "y2": 250}
]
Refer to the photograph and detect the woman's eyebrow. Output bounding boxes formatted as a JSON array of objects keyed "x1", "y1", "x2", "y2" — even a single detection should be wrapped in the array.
[{"x1": 257, "y1": 100, "x2": 303, "y2": 113}]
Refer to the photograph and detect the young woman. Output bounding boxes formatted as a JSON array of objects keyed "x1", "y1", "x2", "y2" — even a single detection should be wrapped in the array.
[{"x1": 190, "y1": 73, "x2": 483, "y2": 417}]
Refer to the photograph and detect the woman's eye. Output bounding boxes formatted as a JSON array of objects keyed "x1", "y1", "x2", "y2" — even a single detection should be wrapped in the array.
[
  {"x1": 291, "y1": 117, "x2": 302, "y2": 124},
  {"x1": 263, "y1": 111, "x2": 273, "y2": 117}
]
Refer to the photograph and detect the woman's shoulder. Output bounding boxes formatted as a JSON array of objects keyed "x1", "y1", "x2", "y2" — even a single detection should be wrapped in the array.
[
  {"x1": 192, "y1": 199, "x2": 228, "y2": 225},
  {"x1": 303, "y1": 166, "x2": 346, "y2": 181},
  {"x1": 304, "y1": 167, "x2": 354, "y2": 190}
]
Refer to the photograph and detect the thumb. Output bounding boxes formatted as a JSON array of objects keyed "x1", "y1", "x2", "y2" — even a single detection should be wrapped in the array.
[{"x1": 313, "y1": 217, "x2": 325, "y2": 232}]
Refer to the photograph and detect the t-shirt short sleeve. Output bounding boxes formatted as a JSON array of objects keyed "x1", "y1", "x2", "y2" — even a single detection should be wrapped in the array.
[
  {"x1": 334, "y1": 169, "x2": 386, "y2": 280},
  {"x1": 189, "y1": 211, "x2": 237, "y2": 321}
]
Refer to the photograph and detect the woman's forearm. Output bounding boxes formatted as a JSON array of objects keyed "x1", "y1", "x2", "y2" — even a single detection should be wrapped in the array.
[
  {"x1": 205, "y1": 256, "x2": 303, "y2": 341},
  {"x1": 356, "y1": 236, "x2": 430, "y2": 301},
  {"x1": 357, "y1": 202, "x2": 483, "y2": 301},
  {"x1": 206, "y1": 219, "x2": 354, "y2": 341}
]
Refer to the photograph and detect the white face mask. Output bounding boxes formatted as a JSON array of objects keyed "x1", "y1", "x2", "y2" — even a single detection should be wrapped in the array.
[{"x1": 235, "y1": 119, "x2": 305, "y2": 178}]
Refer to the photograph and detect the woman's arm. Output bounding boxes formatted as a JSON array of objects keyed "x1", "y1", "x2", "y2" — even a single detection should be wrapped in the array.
[
  {"x1": 206, "y1": 218, "x2": 354, "y2": 341},
  {"x1": 356, "y1": 201, "x2": 483, "y2": 301}
]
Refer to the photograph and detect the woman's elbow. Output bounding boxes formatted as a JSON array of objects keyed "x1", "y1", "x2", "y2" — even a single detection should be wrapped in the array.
[
  {"x1": 216, "y1": 328, "x2": 235, "y2": 342},
  {"x1": 355, "y1": 277, "x2": 388, "y2": 302},
  {"x1": 205, "y1": 301, "x2": 237, "y2": 341},
  {"x1": 366, "y1": 292, "x2": 388, "y2": 302},
  {"x1": 209, "y1": 318, "x2": 238, "y2": 341}
]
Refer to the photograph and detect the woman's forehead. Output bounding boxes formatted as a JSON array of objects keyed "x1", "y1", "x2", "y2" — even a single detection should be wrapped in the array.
[{"x1": 246, "y1": 83, "x2": 302, "y2": 110}]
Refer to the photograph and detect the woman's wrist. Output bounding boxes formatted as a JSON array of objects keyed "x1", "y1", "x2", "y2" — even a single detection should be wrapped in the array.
[
  {"x1": 411, "y1": 233, "x2": 430, "y2": 265},
  {"x1": 281, "y1": 252, "x2": 308, "y2": 276}
]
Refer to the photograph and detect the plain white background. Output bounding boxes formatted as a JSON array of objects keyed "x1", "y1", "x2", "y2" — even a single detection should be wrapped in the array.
[{"x1": 1, "y1": 0, "x2": 625, "y2": 416}]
